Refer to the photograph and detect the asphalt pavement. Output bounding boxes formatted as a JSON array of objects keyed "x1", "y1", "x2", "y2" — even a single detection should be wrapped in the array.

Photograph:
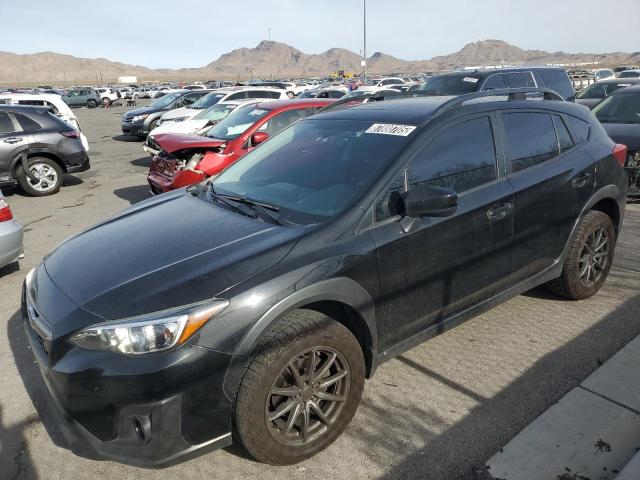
[{"x1": 0, "y1": 101, "x2": 639, "y2": 480}]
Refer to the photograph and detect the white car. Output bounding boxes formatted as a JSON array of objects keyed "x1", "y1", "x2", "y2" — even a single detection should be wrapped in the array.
[
  {"x1": 0, "y1": 93, "x2": 89, "y2": 151},
  {"x1": 298, "y1": 86, "x2": 348, "y2": 99},
  {"x1": 357, "y1": 77, "x2": 406, "y2": 92},
  {"x1": 144, "y1": 100, "x2": 259, "y2": 155},
  {"x1": 593, "y1": 69, "x2": 615, "y2": 81},
  {"x1": 149, "y1": 87, "x2": 179, "y2": 99},
  {"x1": 157, "y1": 87, "x2": 288, "y2": 124},
  {"x1": 183, "y1": 84, "x2": 207, "y2": 90},
  {"x1": 95, "y1": 88, "x2": 120, "y2": 106}
]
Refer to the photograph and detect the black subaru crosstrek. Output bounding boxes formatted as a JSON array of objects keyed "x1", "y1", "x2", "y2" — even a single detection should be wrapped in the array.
[{"x1": 23, "y1": 88, "x2": 627, "y2": 466}]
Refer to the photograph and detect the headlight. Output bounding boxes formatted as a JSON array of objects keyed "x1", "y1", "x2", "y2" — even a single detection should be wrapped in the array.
[
  {"x1": 132, "y1": 114, "x2": 149, "y2": 122},
  {"x1": 71, "y1": 299, "x2": 229, "y2": 355}
]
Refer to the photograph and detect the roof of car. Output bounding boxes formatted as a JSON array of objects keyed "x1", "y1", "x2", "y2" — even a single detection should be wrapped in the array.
[
  {"x1": 0, "y1": 104, "x2": 52, "y2": 114},
  {"x1": 612, "y1": 84, "x2": 640, "y2": 93}
]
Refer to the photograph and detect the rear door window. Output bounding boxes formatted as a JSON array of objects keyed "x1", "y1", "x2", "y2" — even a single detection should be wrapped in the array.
[
  {"x1": 537, "y1": 69, "x2": 573, "y2": 99},
  {"x1": 506, "y1": 72, "x2": 536, "y2": 88},
  {"x1": 483, "y1": 74, "x2": 508, "y2": 90},
  {"x1": 226, "y1": 92, "x2": 247, "y2": 101},
  {"x1": 246, "y1": 90, "x2": 271, "y2": 99},
  {"x1": 502, "y1": 112, "x2": 559, "y2": 173},
  {"x1": 0, "y1": 112, "x2": 15, "y2": 133},
  {"x1": 410, "y1": 116, "x2": 498, "y2": 192},
  {"x1": 553, "y1": 115, "x2": 573, "y2": 153}
]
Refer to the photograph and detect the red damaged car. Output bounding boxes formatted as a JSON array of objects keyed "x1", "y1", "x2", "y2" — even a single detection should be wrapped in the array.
[{"x1": 147, "y1": 99, "x2": 333, "y2": 193}]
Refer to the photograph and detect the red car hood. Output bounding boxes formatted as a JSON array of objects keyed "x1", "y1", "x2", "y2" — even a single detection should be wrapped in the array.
[{"x1": 153, "y1": 133, "x2": 226, "y2": 153}]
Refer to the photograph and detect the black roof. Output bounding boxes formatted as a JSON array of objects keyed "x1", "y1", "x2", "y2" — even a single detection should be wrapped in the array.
[
  {"x1": 597, "y1": 78, "x2": 640, "y2": 85},
  {"x1": 611, "y1": 84, "x2": 640, "y2": 93},
  {"x1": 312, "y1": 96, "x2": 455, "y2": 124}
]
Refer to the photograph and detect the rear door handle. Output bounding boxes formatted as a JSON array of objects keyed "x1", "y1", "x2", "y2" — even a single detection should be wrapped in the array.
[
  {"x1": 487, "y1": 202, "x2": 514, "y2": 221},
  {"x1": 3, "y1": 137, "x2": 23, "y2": 144},
  {"x1": 572, "y1": 172, "x2": 592, "y2": 188}
]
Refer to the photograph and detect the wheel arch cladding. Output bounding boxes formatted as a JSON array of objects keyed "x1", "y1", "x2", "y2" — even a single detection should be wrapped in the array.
[
  {"x1": 17, "y1": 152, "x2": 67, "y2": 174},
  {"x1": 590, "y1": 197, "x2": 620, "y2": 234}
]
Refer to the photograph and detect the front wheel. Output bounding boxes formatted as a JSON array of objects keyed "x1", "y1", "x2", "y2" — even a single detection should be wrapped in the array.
[
  {"x1": 234, "y1": 310, "x2": 365, "y2": 465},
  {"x1": 547, "y1": 210, "x2": 615, "y2": 300},
  {"x1": 18, "y1": 157, "x2": 64, "y2": 196},
  {"x1": 102, "y1": 97, "x2": 111, "y2": 107},
  {"x1": 87, "y1": 99, "x2": 98, "y2": 108}
]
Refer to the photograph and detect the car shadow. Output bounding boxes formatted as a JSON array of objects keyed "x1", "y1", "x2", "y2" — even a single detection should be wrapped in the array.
[
  {"x1": 0, "y1": 261, "x2": 20, "y2": 278},
  {"x1": 113, "y1": 185, "x2": 152, "y2": 205},
  {"x1": 130, "y1": 156, "x2": 152, "y2": 168},
  {"x1": 62, "y1": 175, "x2": 84, "y2": 187},
  {"x1": 112, "y1": 135, "x2": 142, "y2": 143}
]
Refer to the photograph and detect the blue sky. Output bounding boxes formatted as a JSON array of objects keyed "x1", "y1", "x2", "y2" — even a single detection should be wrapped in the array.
[{"x1": 1, "y1": 0, "x2": 638, "y2": 69}]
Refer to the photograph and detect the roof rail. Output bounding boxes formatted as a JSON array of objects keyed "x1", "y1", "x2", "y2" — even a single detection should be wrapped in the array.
[
  {"x1": 428, "y1": 87, "x2": 564, "y2": 118},
  {"x1": 316, "y1": 87, "x2": 563, "y2": 117}
]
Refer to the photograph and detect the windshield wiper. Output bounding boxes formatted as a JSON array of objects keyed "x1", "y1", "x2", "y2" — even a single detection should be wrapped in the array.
[
  {"x1": 223, "y1": 195, "x2": 291, "y2": 226},
  {"x1": 207, "y1": 185, "x2": 257, "y2": 219}
]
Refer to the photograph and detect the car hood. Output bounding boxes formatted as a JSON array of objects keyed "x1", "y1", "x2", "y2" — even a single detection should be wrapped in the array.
[
  {"x1": 161, "y1": 107, "x2": 198, "y2": 120},
  {"x1": 123, "y1": 105, "x2": 165, "y2": 119},
  {"x1": 43, "y1": 190, "x2": 302, "y2": 322},
  {"x1": 602, "y1": 123, "x2": 640, "y2": 151},
  {"x1": 153, "y1": 133, "x2": 225, "y2": 153},
  {"x1": 150, "y1": 120, "x2": 210, "y2": 137}
]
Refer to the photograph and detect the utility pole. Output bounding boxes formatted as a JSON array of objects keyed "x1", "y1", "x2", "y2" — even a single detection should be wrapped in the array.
[
  {"x1": 268, "y1": 27, "x2": 271, "y2": 41},
  {"x1": 363, "y1": 0, "x2": 367, "y2": 83}
]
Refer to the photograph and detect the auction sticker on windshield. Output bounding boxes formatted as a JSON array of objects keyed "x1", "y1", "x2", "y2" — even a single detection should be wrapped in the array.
[
  {"x1": 249, "y1": 109, "x2": 268, "y2": 116},
  {"x1": 366, "y1": 123, "x2": 416, "y2": 136},
  {"x1": 463, "y1": 77, "x2": 479, "y2": 83}
]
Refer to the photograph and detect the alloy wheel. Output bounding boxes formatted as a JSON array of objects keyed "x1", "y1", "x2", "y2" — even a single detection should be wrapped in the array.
[
  {"x1": 28, "y1": 163, "x2": 58, "y2": 193},
  {"x1": 578, "y1": 226, "x2": 609, "y2": 286},
  {"x1": 265, "y1": 346, "x2": 350, "y2": 446}
]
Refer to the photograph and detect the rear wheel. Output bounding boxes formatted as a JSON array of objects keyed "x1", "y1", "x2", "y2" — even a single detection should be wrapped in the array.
[
  {"x1": 102, "y1": 97, "x2": 111, "y2": 107},
  {"x1": 87, "y1": 99, "x2": 97, "y2": 108},
  {"x1": 18, "y1": 157, "x2": 63, "y2": 196},
  {"x1": 287, "y1": 91, "x2": 295, "y2": 99},
  {"x1": 547, "y1": 210, "x2": 615, "y2": 300},
  {"x1": 234, "y1": 310, "x2": 365, "y2": 465}
]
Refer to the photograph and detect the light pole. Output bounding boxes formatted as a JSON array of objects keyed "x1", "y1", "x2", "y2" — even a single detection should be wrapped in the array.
[{"x1": 363, "y1": 0, "x2": 367, "y2": 83}]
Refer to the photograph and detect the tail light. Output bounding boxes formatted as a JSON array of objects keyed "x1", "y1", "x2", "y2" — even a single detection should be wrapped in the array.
[
  {"x1": 60, "y1": 130, "x2": 80, "y2": 139},
  {"x1": 612, "y1": 144, "x2": 627, "y2": 167},
  {"x1": 0, "y1": 197, "x2": 14, "y2": 222}
]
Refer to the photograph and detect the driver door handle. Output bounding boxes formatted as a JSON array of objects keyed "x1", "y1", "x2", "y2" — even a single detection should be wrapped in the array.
[
  {"x1": 487, "y1": 202, "x2": 514, "y2": 221},
  {"x1": 4, "y1": 137, "x2": 23, "y2": 144}
]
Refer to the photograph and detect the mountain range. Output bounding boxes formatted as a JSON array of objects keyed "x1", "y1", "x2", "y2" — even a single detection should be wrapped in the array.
[{"x1": 1, "y1": 40, "x2": 639, "y2": 86}]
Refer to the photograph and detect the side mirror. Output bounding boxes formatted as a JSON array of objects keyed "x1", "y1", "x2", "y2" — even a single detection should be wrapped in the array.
[
  {"x1": 252, "y1": 131, "x2": 269, "y2": 145},
  {"x1": 404, "y1": 184, "x2": 458, "y2": 218}
]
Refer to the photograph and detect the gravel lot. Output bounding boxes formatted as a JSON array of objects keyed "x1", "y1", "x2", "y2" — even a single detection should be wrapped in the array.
[{"x1": 0, "y1": 102, "x2": 639, "y2": 480}]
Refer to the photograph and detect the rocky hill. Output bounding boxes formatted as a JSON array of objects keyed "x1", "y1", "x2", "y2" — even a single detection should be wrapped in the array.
[{"x1": 1, "y1": 40, "x2": 638, "y2": 86}]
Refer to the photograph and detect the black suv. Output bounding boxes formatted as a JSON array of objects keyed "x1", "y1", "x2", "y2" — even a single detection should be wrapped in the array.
[
  {"x1": 0, "y1": 105, "x2": 89, "y2": 196},
  {"x1": 418, "y1": 67, "x2": 575, "y2": 101},
  {"x1": 23, "y1": 88, "x2": 627, "y2": 466}
]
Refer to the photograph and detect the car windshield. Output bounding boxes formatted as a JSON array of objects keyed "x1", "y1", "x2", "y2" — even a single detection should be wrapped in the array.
[
  {"x1": 193, "y1": 103, "x2": 240, "y2": 122},
  {"x1": 191, "y1": 92, "x2": 226, "y2": 109},
  {"x1": 212, "y1": 119, "x2": 416, "y2": 223},
  {"x1": 592, "y1": 92, "x2": 640, "y2": 124},
  {"x1": 344, "y1": 90, "x2": 370, "y2": 98},
  {"x1": 417, "y1": 74, "x2": 481, "y2": 95},
  {"x1": 206, "y1": 105, "x2": 270, "y2": 140},
  {"x1": 149, "y1": 92, "x2": 182, "y2": 108},
  {"x1": 619, "y1": 71, "x2": 640, "y2": 78}
]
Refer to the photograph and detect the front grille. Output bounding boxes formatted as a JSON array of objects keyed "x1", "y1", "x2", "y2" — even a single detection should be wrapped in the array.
[{"x1": 25, "y1": 295, "x2": 53, "y2": 357}]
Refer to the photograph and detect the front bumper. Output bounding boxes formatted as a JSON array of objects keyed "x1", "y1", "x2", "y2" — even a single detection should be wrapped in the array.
[
  {"x1": 22, "y1": 284, "x2": 234, "y2": 467},
  {"x1": 121, "y1": 121, "x2": 145, "y2": 137},
  {"x1": 147, "y1": 156, "x2": 206, "y2": 194}
]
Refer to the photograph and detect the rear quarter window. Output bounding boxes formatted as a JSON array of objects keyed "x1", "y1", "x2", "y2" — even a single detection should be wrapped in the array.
[
  {"x1": 14, "y1": 113, "x2": 42, "y2": 131},
  {"x1": 502, "y1": 112, "x2": 559, "y2": 173},
  {"x1": 565, "y1": 115, "x2": 590, "y2": 144}
]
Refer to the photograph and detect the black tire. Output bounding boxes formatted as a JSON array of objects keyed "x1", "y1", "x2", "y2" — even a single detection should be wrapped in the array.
[
  {"x1": 133, "y1": 94, "x2": 139, "y2": 100},
  {"x1": 17, "y1": 157, "x2": 64, "y2": 196},
  {"x1": 234, "y1": 310, "x2": 365, "y2": 465},
  {"x1": 287, "y1": 91, "x2": 295, "y2": 99},
  {"x1": 547, "y1": 210, "x2": 615, "y2": 300},
  {"x1": 87, "y1": 99, "x2": 98, "y2": 108},
  {"x1": 101, "y1": 97, "x2": 111, "y2": 107}
]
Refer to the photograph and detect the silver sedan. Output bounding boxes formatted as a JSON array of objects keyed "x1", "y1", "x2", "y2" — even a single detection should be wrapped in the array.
[{"x1": 0, "y1": 190, "x2": 23, "y2": 269}]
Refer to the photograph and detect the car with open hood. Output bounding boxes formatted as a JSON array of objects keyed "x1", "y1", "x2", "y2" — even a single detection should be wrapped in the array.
[{"x1": 147, "y1": 99, "x2": 333, "y2": 193}]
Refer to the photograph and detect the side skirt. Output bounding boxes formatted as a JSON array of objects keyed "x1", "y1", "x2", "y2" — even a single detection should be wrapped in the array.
[{"x1": 372, "y1": 260, "x2": 563, "y2": 372}]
